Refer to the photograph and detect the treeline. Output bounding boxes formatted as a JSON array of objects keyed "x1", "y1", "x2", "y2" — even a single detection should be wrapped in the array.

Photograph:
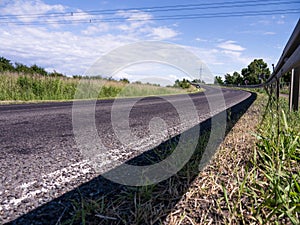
[
  {"x1": 0, "y1": 56, "x2": 194, "y2": 101},
  {"x1": 172, "y1": 78, "x2": 205, "y2": 89},
  {"x1": 0, "y1": 56, "x2": 65, "y2": 77},
  {"x1": 215, "y1": 58, "x2": 292, "y2": 86},
  {"x1": 214, "y1": 59, "x2": 271, "y2": 86},
  {"x1": 0, "y1": 56, "x2": 168, "y2": 87}
]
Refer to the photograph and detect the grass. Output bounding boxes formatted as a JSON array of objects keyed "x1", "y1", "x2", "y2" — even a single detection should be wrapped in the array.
[
  {"x1": 220, "y1": 95, "x2": 299, "y2": 225},
  {"x1": 0, "y1": 72, "x2": 197, "y2": 102},
  {"x1": 0, "y1": 72, "x2": 78, "y2": 101},
  {"x1": 280, "y1": 83, "x2": 290, "y2": 95},
  {"x1": 280, "y1": 88, "x2": 290, "y2": 95},
  {"x1": 248, "y1": 97, "x2": 299, "y2": 224},
  {"x1": 183, "y1": 92, "x2": 299, "y2": 225}
]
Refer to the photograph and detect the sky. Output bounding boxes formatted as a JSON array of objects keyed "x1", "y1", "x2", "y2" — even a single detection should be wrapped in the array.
[{"x1": 0, "y1": 0, "x2": 299, "y2": 84}]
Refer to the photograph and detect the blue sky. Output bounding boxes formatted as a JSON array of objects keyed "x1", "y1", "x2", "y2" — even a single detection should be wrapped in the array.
[{"x1": 0, "y1": 0, "x2": 299, "y2": 84}]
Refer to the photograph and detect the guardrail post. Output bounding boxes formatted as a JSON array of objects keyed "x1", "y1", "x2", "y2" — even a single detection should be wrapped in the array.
[
  {"x1": 289, "y1": 67, "x2": 300, "y2": 111},
  {"x1": 276, "y1": 78, "x2": 280, "y2": 100}
]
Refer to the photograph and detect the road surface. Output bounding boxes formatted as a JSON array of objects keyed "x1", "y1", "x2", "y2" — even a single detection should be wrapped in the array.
[{"x1": 0, "y1": 86, "x2": 251, "y2": 223}]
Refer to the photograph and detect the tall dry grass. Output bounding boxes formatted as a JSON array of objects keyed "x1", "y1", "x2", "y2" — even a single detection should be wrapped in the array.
[{"x1": 0, "y1": 73, "x2": 191, "y2": 102}]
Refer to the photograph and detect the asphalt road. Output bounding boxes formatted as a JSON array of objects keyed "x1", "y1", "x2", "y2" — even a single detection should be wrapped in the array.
[{"x1": 0, "y1": 86, "x2": 251, "y2": 223}]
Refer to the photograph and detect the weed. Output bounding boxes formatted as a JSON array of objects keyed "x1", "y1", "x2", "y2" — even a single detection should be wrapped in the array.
[
  {"x1": 0, "y1": 72, "x2": 192, "y2": 102},
  {"x1": 217, "y1": 94, "x2": 300, "y2": 224}
]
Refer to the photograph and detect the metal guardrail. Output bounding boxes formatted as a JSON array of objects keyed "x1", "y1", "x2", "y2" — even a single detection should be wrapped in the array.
[{"x1": 240, "y1": 19, "x2": 300, "y2": 110}]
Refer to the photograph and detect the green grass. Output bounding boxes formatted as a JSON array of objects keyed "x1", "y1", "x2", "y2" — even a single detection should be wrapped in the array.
[
  {"x1": 280, "y1": 83, "x2": 290, "y2": 95},
  {"x1": 280, "y1": 88, "x2": 290, "y2": 95},
  {"x1": 251, "y1": 98, "x2": 300, "y2": 224},
  {"x1": 0, "y1": 72, "x2": 77, "y2": 101},
  {"x1": 219, "y1": 95, "x2": 300, "y2": 224},
  {"x1": 0, "y1": 72, "x2": 195, "y2": 102}
]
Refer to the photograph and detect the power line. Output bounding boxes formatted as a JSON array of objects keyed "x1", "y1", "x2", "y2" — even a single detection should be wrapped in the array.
[
  {"x1": 83, "y1": 1, "x2": 300, "y2": 16},
  {"x1": 2, "y1": 0, "x2": 274, "y2": 17},
  {"x1": 0, "y1": 0, "x2": 299, "y2": 19},
  {"x1": 123, "y1": 8, "x2": 300, "y2": 21},
  {"x1": 2, "y1": 8, "x2": 299, "y2": 26},
  {"x1": 0, "y1": 1, "x2": 299, "y2": 26},
  {"x1": 0, "y1": 0, "x2": 298, "y2": 19}
]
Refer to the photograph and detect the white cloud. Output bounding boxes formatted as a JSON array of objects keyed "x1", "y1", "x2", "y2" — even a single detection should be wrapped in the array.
[
  {"x1": 116, "y1": 10, "x2": 153, "y2": 31},
  {"x1": 0, "y1": 25, "x2": 134, "y2": 74},
  {"x1": 185, "y1": 44, "x2": 254, "y2": 79},
  {"x1": 264, "y1": 31, "x2": 276, "y2": 35},
  {"x1": 0, "y1": 0, "x2": 65, "y2": 14},
  {"x1": 195, "y1": 37, "x2": 208, "y2": 42},
  {"x1": 115, "y1": 10, "x2": 179, "y2": 40},
  {"x1": 0, "y1": 0, "x2": 272, "y2": 84},
  {"x1": 0, "y1": 1, "x2": 181, "y2": 75},
  {"x1": 220, "y1": 49, "x2": 252, "y2": 66},
  {"x1": 0, "y1": 0, "x2": 66, "y2": 22},
  {"x1": 117, "y1": 10, "x2": 153, "y2": 21},
  {"x1": 256, "y1": 20, "x2": 272, "y2": 26},
  {"x1": 148, "y1": 27, "x2": 179, "y2": 40},
  {"x1": 115, "y1": 63, "x2": 188, "y2": 86},
  {"x1": 277, "y1": 15, "x2": 286, "y2": 25},
  {"x1": 72, "y1": 9, "x2": 91, "y2": 19},
  {"x1": 217, "y1": 40, "x2": 245, "y2": 51},
  {"x1": 221, "y1": 50, "x2": 242, "y2": 58},
  {"x1": 81, "y1": 23, "x2": 110, "y2": 35}
]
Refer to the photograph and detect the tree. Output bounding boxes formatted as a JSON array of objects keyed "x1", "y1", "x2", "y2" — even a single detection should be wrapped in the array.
[
  {"x1": 49, "y1": 70, "x2": 64, "y2": 77},
  {"x1": 241, "y1": 59, "x2": 270, "y2": 85},
  {"x1": 214, "y1": 76, "x2": 224, "y2": 85},
  {"x1": 224, "y1": 73, "x2": 234, "y2": 84},
  {"x1": 282, "y1": 71, "x2": 291, "y2": 83},
  {"x1": 192, "y1": 79, "x2": 205, "y2": 84},
  {"x1": 174, "y1": 78, "x2": 191, "y2": 89},
  {"x1": 0, "y1": 57, "x2": 14, "y2": 72},
  {"x1": 15, "y1": 62, "x2": 31, "y2": 74},
  {"x1": 232, "y1": 71, "x2": 243, "y2": 85},
  {"x1": 73, "y1": 75, "x2": 82, "y2": 79},
  {"x1": 224, "y1": 72, "x2": 243, "y2": 85},
  {"x1": 120, "y1": 78, "x2": 130, "y2": 84},
  {"x1": 30, "y1": 64, "x2": 48, "y2": 76}
]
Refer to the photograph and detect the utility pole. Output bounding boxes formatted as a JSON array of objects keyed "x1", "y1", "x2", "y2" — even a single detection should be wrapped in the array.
[{"x1": 199, "y1": 65, "x2": 203, "y2": 83}]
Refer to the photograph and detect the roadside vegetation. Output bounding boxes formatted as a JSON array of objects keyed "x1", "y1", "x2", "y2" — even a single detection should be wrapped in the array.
[
  {"x1": 214, "y1": 59, "x2": 292, "y2": 89},
  {"x1": 248, "y1": 97, "x2": 299, "y2": 224},
  {"x1": 208, "y1": 94, "x2": 300, "y2": 224},
  {"x1": 214, "y1": 59, "x2": 271, "y2": 86},
  {"x1": 280, "y1": 82, "x2": 291, "y2": 95},
  {"x1": 0, "y1": 56, "x2": 198, "y2": 102},
  {"x1": 0, "y1": 72, "x2": 196, "y2": 101}
]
